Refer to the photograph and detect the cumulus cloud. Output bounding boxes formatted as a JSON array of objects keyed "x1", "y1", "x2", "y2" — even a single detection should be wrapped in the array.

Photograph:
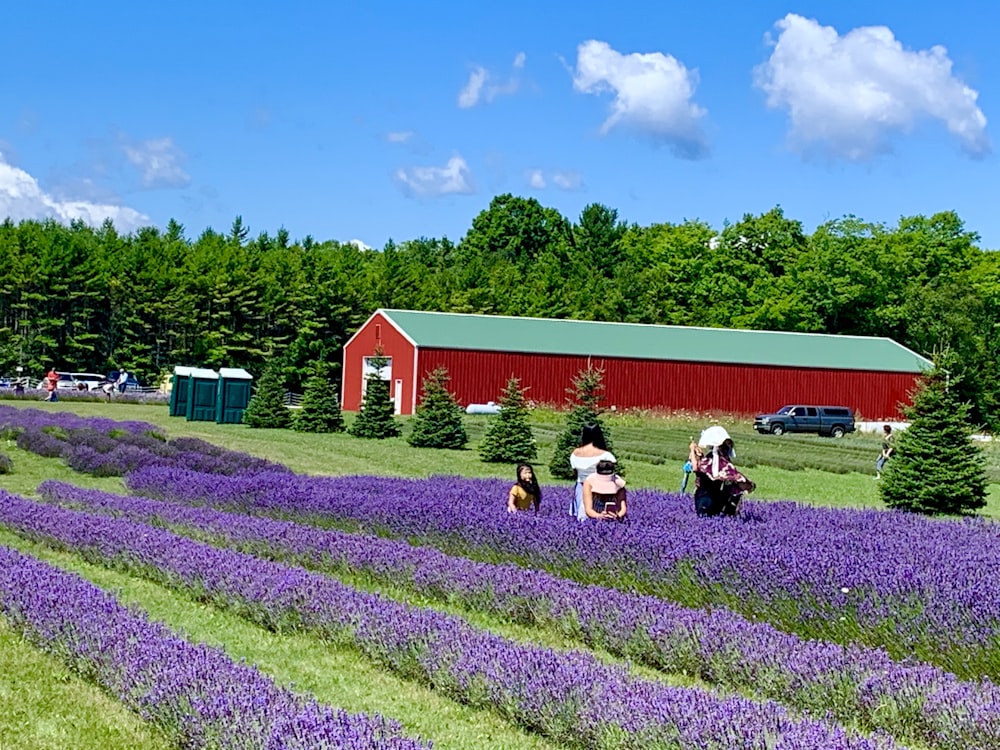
[
  {"x1": 457, "y1": 52, "x2": 526, "y2": 108},
  {"x1": 572, "y1": 39, "x2": 708, "y2": 158},
  {"x1": 122, "y1": 137, "x2": 191, "y2": 188},
  {"x1": 0, "y1": 151, "x2": 149, "y2": 231},
  {"x1": 348, "y1": 238, "x2": 372, "y2": 251},
  {"x1": 526, "y1": 168, "x2": 583, "y2": 191},
  {"x1": 526, "y1": 169, "x2": 546, "y2": 189},
  {"x1": 754, "y1": 13, "x2": 990, "y2": 159},
  {"x1": 394, "y1": 155, "x2": 475, "y2": 198}
]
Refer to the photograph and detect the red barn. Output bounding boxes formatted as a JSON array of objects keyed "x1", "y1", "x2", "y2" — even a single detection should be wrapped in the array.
[{"x1": 342, "y1": 309, "x2": 931, "y2": 419}]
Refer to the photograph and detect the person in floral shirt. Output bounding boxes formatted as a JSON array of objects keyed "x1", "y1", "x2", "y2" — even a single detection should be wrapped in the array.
[{"x1": 688, "y1": 426, "x2": 755, "y2": 517}]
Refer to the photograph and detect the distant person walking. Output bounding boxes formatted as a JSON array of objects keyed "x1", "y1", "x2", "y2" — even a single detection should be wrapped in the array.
[
  {"x1": 569, "y1": 424, "x2": 615, "y2": 522},
  {"x1": 44, "y1": 368, "x2": 59, "y2": 402},
  {"x1": 116, "y1": 368, "x2": 130, "y2": 394},
  {"x1": 875, "y1": 424, "x2": 895, "y2": 479}
]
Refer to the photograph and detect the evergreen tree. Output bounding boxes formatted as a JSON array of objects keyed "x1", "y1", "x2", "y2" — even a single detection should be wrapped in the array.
[
  {"x1": 549, "y1": 365, "x2": 614, "y2": 479},
  {"x1": 243, "y1": 363, "x2": 292, "y2": 429},
  {"x1": 292, "y1": 369, "x2": 345, "y2": 433},
  {"x1": 479, "y1": 376, "x2": 537, "y2": 463},
  {"x1": 880, "y1": 354, "x2": 987, "y2": 515},
  {"x1": 407, "y1": 366, "x2": 468, "y2": 449},
  {"x1": 349, "y1": 354, "x2": 400, "y2": 439}
]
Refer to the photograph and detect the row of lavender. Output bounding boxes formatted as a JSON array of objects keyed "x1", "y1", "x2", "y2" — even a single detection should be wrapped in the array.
[
  {"x1": 40, "y1": 480, "x2": 1000, "y2": 750},
  {"x1": 0, "y1": 405, "x2": 288, "y2": 476},
  {"x1": 0, "y1": 542, "x2": 427, "y2": 749},
  {"x1": 125, "y1": 466, "x2": 1000, "y2": 678},
  {"x1": 6, "y1": 404, "x2": 999, "y2": 677},
  {"x1": 0, "y1": 491, "x2": 899, "y2": 750}
]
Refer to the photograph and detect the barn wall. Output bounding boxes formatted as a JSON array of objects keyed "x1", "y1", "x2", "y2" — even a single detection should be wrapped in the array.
[
  {"x1": 342, "y1": 313, "x2": 417, "y2": 414},
  {"x1": 417, "y1": 348, "x2": 918, "y2": 419}
]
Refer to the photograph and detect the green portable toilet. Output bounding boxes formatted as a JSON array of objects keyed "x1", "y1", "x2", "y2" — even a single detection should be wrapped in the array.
[
  {"x1": 216, "y1": 367, "x2": 254, "y2": 424},
  {"x1": 169, "y1": 366, "x2": 194, "y2": 417},
  {"x1": 185, "y1": 368, "x2": 220, "y2": 422}
]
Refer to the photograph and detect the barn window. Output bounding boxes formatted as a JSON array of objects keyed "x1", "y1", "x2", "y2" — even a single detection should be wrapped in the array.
[{"x1": 375, "y1": 324, "x2": 382, "y2": 339}]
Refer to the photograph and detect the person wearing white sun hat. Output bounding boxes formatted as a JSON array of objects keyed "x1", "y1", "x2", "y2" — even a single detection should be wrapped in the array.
[{"x1": 688, "y1": 425, "x2": 755, "y2": 517}]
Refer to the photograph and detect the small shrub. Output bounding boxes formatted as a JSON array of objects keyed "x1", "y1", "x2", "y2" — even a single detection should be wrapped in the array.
[
  {"x1": 349, "y1": 354, "x2": 400, "y2": 440},
  {"x1": 479, "y1": 377, "x2": 536, "y2": 463},
  {"x1": 0, "y1": 453, "x2": 12, "y2": 474},
  {"x1": 408, "y1": 367, "x2": 467, "y2": 449},
  {"x1": 293, "y1": 372, "x2": 345, "y2": 434},
  {"x1": 881, "y1": 354, "x2": 988, "y2": 515},
  {"x1": 243, "y1": 364, "x2": 292, "y2": 429}
]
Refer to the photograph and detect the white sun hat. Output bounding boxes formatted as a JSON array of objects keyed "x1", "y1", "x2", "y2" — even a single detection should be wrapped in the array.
[{"x1": 698, "y1": 425, "x2": 732, "y2": 448}]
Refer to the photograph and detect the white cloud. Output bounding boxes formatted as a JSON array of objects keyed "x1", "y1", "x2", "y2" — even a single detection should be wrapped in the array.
[
  {"x1": 526, "y1": 168, "x2": 583, "y2": 191},
  {"x1": 386, "y1": 130, "x2": 414, "y2": 143},
  {"x1": 0, "y1": 151, "x2": 149, "y2": 231},
  {"x1": 754, "y1": 13, "x2": 990, "y2": 159},
  {"x1": 457, "y1": 52, "x2": 527, "y2": 108},
  {"x1": 551, "y1": 170, "x2": 583, "y2": 190},
  {"x1": 122, "y1": 137, "x2": 191, "y2": 188},
  {"x1": 394, "y1": 155, "x2": 475, "y2": 198},
  {"x1": 572, "y1": 39, "x2": 708, "y2": 158},
  {"x1": 458, "y1": 67, "x2": 489, "y2": 108},
  {"x1": 348, "y1": 238, "x2": 372, "y2": 251}
]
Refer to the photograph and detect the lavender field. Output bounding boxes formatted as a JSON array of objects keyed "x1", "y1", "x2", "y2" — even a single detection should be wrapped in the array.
[{"x1": 1, "y1": 405, "x2": 999, "y2": 749}]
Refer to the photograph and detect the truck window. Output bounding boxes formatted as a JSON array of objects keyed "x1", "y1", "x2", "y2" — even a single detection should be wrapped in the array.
[
  {"x1": 806, "y1": 407, "x2": 818, "y2": 417},
  {"x1": 790, "y1": 407, "x2": 804, "y2": 417}
]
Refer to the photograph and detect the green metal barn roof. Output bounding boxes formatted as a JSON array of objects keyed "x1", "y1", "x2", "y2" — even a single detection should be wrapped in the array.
[{"x1": 379, "y1": 309, "x2": 931, "y2": 373}]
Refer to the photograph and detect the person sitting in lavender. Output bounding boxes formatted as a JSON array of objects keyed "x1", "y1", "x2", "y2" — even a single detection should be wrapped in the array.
[
  {"x1": 689, "y1": 426, "x2": 755, "y2": 517},
  {"x1": 507, "y1": 463, "x2": 541, "y2": 513},
  {"x1": 582, "y1": 459, "x2": 627, "y2": 522}
]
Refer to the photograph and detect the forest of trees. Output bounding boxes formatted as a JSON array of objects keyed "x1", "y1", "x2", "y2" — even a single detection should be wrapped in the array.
[{"x1": 2, "y1": 195, "x2": 999, "y2": 427}]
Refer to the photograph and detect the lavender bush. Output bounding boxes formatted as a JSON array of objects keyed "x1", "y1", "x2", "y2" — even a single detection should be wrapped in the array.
[
  {"x1": 125, "y1": 467, "x2": 1000, "y2": 679},
  {"x1": 0, "y1": 542, "x2": 429, "y2": 749},
  {"x1": 39, "y1": 480, "x2": 1000, "y2": 750},
  {"x1": 0, "y1": 492, "x2": 899, "y2": 750},
  {"x1": 0, "y1": 405, "x2": 288, "y2": 476}
]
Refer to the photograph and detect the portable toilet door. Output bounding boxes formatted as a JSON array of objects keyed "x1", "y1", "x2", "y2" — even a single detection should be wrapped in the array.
[
  {"x1": 169, "y1": 366, "x2": 195, "y2": 417},
  {"x1": 185, "y1": 368, "x2": 220, "y2": 421},
  {"x1": 216, "y1": 368, "x2": 254, "y2": 424}
]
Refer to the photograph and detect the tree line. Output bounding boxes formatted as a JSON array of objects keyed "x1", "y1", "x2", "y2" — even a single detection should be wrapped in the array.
[{"x1": 1, "y1": 196, "x2": 999, "y2": 427}]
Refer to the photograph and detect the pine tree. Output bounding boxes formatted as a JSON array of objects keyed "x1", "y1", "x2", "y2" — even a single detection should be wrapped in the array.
[
  {"x1": 880, "y1": 354, "x2": 987, "y2": 515},
  {"x1": 243, "y1": 363, "x2": 292, "y2": 429},
  {"x1": 479, "y1": 376, "x2": 537, "y2": 463},
  {"x1": 407, "y1": 366, "x2": 468, "y2": 449},
  {"x1": 549, "y1": 365, "x2": 614, "y2": 479},
  {"x1": 292, "y1": 370, "x2": 345, "y2": 433},
  {"x1": 349, "y1": 354, "x2": 401, "y2": 439}
]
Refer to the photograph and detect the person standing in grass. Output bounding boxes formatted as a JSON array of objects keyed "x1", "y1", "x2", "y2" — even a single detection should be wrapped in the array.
[
  {"x1": 569, "y1": 424, "x2": 615, "y2": 521},
  {"x1": 507, "y1": 463, "x2": 541, "y2": 513},
  {"x1": 875, "y1": 424, "x2": 895, "y2": 479},
  {"x1": 44, "y1": 368, "x2": 59, "y2": 402},
  {"x1": 583, "y1": 459, "x2": 627, "y2": 521}
]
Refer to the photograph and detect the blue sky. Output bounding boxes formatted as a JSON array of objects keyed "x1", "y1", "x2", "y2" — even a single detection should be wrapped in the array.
[{"x1": 3, "y1": 1, "x2": 998, "y2": 248}]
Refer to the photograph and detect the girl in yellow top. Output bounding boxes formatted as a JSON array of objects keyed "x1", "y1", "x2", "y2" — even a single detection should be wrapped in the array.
[{"x1": 507, "y1": 463, "x2": 541, "y2": 513}]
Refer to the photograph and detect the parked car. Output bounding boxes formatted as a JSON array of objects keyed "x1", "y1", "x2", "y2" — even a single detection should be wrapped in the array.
[{"x1": 753, "y1": 405, "x2": 856, "y2": 438}]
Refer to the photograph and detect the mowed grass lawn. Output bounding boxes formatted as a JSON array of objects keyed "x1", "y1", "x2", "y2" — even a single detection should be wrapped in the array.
[{"x1": 3, "y1": 397, "x2": 999, "y2": 516}]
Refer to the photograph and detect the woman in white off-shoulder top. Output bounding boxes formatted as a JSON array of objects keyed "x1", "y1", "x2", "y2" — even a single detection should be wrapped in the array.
[{"x1": 569, "y1": 423, "x2": 615, "y2": 521}]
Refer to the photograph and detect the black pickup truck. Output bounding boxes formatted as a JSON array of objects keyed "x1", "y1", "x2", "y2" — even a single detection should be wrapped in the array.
[{"x1": 753, "y1": 405, "x2": 856, "y2": 438}]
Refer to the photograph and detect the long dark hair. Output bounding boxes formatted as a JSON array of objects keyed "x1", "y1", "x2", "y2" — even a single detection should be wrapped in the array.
[
  {"x1": 516, "y1": 463, "x2": 541, "y2": 502},
  {"x1": 579, "y1": 423, "x2": 607, "y2": 450}
]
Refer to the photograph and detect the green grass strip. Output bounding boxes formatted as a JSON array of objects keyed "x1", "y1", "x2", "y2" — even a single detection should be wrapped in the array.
[{"x1": 0, "y1": 526, "x2": 561, "y2": 750}]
